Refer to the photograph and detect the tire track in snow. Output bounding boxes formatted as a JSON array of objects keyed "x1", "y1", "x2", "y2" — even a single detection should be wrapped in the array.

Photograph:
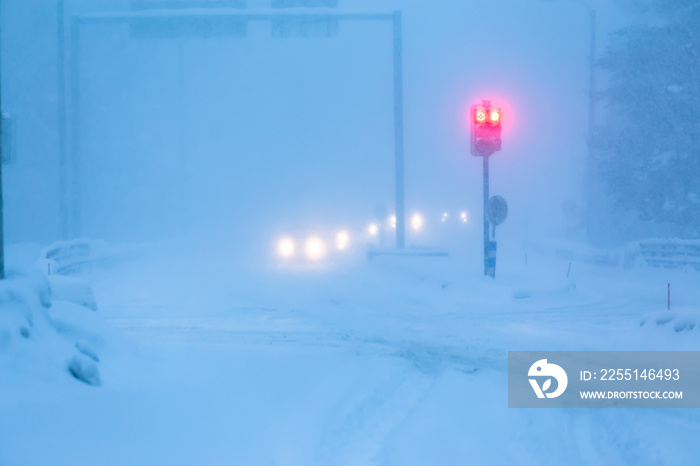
[
  {"x1": 109, "y1": 317, "x2": 500, "y2": 370},
  {"x1": 309, "y1": 337, "x2": 487, "y2": 465},
  {"x1": 108, "y1": 312, "x2": 494, "y2": 465},
  {"x1": 314, "y1": 368, "x2": 436, "y2": 466}
]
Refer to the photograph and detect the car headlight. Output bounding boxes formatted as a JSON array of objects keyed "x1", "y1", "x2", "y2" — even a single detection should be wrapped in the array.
[
  {"x1": 411, "y1": 213, "x2": 424, "y2": 231},
  {"x1": 305, "y1": 236, "x2": 326, "y2": 261},
  {"x1": 336, "y1": 231, "x2": 350, "y2": 250},
  {"x1": 367, "y1": 223, "x2": 379, "y2": 236},
  {"x1": 277, "y1": 237, "x2": 296, "y2": 259}
]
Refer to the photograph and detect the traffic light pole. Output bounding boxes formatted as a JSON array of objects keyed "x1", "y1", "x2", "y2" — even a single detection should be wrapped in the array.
[
  {"x1": 482, "y1": 154, "x2": 490, "y2": 276},
  {"x1": 471, "y1": 100, "x2": 502, "y2": 278}
]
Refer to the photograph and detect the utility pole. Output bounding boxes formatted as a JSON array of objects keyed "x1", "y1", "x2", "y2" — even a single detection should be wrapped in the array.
[
  {"x1": 0, "y1": 0, "x2": 5, "y2": 280},
  {"x1": 57, "y1": 0, "x2": 68, "y2": 239},
  {"x1": 392, "y1": 11, "x2": 405, "y2": 249}
]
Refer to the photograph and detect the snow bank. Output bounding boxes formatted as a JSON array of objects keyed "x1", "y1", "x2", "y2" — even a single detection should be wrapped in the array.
[
  {"x1": 640, "y1": 306, "x2": 700, "y2": 334},
  {"x1": 48, "y1": 274, "x2": 98, "y2": 311},
  {"x1": 0, "y1": 269, "x2": 113, "y2": 388}
]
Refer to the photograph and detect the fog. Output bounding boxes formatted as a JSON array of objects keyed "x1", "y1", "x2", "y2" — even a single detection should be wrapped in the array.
[
  {"x1": 2, "y1": 0, "x2": 636, "y2": 254},
  {"x1": 5, "y1": 3, "x2": 700, "y2": 463}
]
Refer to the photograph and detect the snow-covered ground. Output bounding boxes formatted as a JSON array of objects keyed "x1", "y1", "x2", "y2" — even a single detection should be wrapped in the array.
[{"x1": 1, "y1": 235, "x2": 700, "y2": 465}]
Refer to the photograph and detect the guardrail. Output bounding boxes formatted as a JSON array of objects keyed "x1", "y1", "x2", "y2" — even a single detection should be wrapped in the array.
[
  {"x1": 40, "y1": 239, "x2": 139, "y2": 276},
  {"x1": 637, "y1": 240, "x2": 700, "y2": 270}
]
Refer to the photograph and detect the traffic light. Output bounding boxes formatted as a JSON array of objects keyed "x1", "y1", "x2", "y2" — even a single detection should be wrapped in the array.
[{"x1": 470, "y1": 100, "x2": 502, "y2": 156}]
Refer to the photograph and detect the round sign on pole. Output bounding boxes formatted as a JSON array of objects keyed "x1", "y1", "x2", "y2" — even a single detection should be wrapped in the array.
[{"x1": 486, "y1": 195, "x2": 508, "y2": 226}]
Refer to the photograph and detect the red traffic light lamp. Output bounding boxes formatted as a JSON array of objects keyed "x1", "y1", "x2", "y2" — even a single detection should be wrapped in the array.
[{"x1": 470, "y1": 100, "x2": 502, "y2": 157}]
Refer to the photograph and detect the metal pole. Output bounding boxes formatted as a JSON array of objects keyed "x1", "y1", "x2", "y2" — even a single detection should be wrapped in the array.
[
  {"x1": 69, "y1": 15, "x2": 81, "y2": 238},
  {"x1": 585, "y1": 9, "x2": 596, "y2": 244},
  {"x1": 392, "y1": 10, "x2": 405, "y2": 249},
  {"x1": 483, "y1": 154, "x2": 489, "y2": 276},
  {"x1": 57, "y1": 0, "x2": 69, "y2": 239},
  {"x1": 177, "y1": 42, "x2": 188, "y2": 234},
  {"x1": 0, "y1": 0, "x2": 5, "y2": 279}
]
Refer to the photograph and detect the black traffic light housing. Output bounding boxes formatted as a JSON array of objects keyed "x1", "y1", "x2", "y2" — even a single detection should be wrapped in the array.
[{"x1": 470, "y1": 100, "x2": 502, "y2": 157}]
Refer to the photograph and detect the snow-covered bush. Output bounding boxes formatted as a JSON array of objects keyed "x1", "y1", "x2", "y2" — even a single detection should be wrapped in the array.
[{"x1": 593, "y1": 1, "x2": 700, "y2": 238}]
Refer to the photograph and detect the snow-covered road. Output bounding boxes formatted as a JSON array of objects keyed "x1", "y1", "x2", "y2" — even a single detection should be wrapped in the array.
[{"x1": 2, "y1": 240, "x2": 700, "y2": 465}]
